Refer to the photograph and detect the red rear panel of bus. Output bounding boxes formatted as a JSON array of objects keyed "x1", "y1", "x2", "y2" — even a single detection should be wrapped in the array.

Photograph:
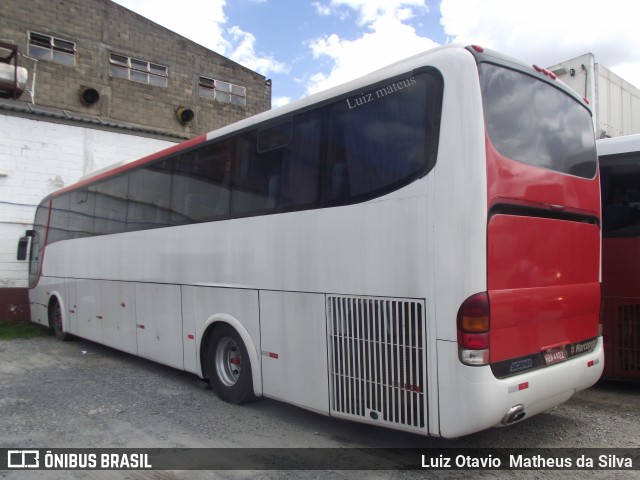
[
  {"x1": 479, "y1": 61, "x2": 601, "y2": 378},
  {"x1": 487, "y1": 140, "x2": 601, "y2": 365}
]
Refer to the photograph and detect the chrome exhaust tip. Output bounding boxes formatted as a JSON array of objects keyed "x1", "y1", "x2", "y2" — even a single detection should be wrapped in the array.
[{"x1": 501, "y1": 404, "x2": 526, "y2": 425}]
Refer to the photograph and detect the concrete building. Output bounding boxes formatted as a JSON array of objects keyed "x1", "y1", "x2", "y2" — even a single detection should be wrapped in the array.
[
  {"x1": 0, "y1": 0, "x2": 272, "y2": 318},
  {"x1": 0, "y1": 0, "x2": 271, "y2": 136}
]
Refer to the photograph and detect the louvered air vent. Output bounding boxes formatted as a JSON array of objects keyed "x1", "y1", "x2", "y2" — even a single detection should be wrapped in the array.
[{"x1": 327, "y1": 295, "x2": 427, "y2": 431}]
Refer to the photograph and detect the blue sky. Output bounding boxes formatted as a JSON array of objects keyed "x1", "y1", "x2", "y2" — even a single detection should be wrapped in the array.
[{"x1": 111, "y1": 0, "x2": 640, "y2": 108}]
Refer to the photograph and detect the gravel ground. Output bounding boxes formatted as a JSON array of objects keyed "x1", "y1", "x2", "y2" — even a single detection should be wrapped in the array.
[{"x1": 0, "y1": 335, "x2": 638, "y2": 480}]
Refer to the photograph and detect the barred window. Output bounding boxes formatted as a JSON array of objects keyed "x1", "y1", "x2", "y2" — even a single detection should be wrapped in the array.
[
  {"x1": 199, "y1": 76, "x2": 246, "y2": 107},
  {"x1": 109, "y1": 53, "x2": 168, "y2": 87},
  {"x1": 28, "y1": 32, "x2": 75, "y2": 66}
]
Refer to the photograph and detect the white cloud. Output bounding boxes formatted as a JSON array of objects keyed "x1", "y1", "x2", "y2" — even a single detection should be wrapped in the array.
[
  {"x1": 113, "y1": 0, "x2": 230, "y2": 54},
  {"x1": 272, "y1": 96, "x2": 293, "y2": 108},
  {"x1": 312, "y1": 2, "x2": 333, "y2": 16},
  {"x1": 306, "y1": 1, "x2": 438, "y2": 94},
  {"x1": 227, "y1": 26, "x2": 289, "y2": 76},
  {"x1": 306, "y1": 0, "x2": 640, "y2": 95},
  {"x1": 440, "y1": 0, "x2": 640, "y2": 89},
  {"x1": 323, "y1": 0, "x2": 428, "y2": 25},
  {"x1": 112, "y1": 0, "x2": 287, "y2": 77}
]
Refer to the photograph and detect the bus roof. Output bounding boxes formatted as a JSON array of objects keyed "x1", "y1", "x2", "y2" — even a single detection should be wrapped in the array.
[{"x1": 597, "y1": 134, "x2": 640, "y2": 156}]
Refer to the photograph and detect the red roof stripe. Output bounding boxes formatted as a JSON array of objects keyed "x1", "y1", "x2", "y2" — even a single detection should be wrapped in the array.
[{"x1": 52, "y1": 133, "x2": 207, "y2": 197}]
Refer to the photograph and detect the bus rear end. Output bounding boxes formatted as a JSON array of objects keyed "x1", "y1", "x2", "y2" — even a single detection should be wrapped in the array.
[{"x1": 440, "y1": 47, "x2": 603, "y2": 438}]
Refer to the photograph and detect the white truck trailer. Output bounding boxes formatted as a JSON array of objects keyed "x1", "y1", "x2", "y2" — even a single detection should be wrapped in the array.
[{"x1": 549, "y1": 53, "x2": 640, "y2": 139}]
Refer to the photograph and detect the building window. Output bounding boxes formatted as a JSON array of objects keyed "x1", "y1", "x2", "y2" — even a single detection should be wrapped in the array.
[
  {"x1": 199, "y1": 77, "x2": 246, "y2": 107},
  {"x1": 109, "y1": 53, "x2": 168, "y2": 87},
  {"x1": 28, "y1": 32, "x2": 75, "y2": 66}
]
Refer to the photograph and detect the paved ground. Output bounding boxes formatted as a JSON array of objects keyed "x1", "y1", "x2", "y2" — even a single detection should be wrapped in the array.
[{"x1": 0, "y1": 335, "x2": 638, "y2": 479}]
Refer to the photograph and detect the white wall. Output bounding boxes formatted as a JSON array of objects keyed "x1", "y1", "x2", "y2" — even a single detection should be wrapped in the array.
[{"x1": 0, "y1": 114, "x2": 176, "y2": 288}]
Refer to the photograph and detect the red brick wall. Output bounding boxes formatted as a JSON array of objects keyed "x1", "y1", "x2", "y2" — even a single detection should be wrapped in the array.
[{"x1": 0, "y1": 288, "x2": 30, "y2": 321}]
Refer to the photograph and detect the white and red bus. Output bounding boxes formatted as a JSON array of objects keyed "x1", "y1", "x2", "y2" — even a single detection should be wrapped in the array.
[
  {"x1": 599, "y1": 133, "x2": 640, "y2": 381},
  {"x1": 18, "y1": 45, "x2": 603, "y2": 438}
]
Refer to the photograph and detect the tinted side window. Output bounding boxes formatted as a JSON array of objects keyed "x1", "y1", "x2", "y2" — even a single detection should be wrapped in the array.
[
  {"x1": 42, "y1": 70, "x2": 441, "y2": 240},
  {"x1": 29, "y1": 202, "x2": 49, "y2": 286},
  {"x1": 127, "y1": 164, "x2": 173, "y2": 231},
  {"x1": 480, "y1": 63, "x2": 597, "y2": 178},
  {"x1": 326, "y1": 72, "x2": 440, "y2": 203},
  {"x1": 69, "y1": 188, "x2": 95, "y2": 239},
  {"x1": 232, "y1": 131, "x2": 283, "y2": 216},
  {"x1": 601, "y1": 152, "x2": 640, "y2": 237},
  {"x1": 232, "y1": 110, "x2": 324, "y2": 218},
  {"x1": 48, "y1": 194, "x2": 70, "y2": 245},
  {"x1": 94, "y1": 175, "x2": 129, "y2": 235},
  {"x1": 278, "y1": 111, "x2": 322, "y2": 210},
  {"x1": 171, "y1": 141, "x2": 232, "y2": 223}
]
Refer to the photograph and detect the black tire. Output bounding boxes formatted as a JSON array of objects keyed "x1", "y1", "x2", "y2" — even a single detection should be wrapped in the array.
[
  {"x1": 48, "y1": 300, "x2": 69, "y2": 341},
  {"x1": 208, "y1": 324, "x2": 256, "y2": 404}
]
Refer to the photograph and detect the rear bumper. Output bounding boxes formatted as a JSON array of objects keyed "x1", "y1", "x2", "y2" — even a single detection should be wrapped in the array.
[{"x1": 436, "y1": 336, "x2": 604, "y2": 438}]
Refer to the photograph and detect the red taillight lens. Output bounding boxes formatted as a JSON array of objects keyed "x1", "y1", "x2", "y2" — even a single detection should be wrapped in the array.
[
  {"x1": 457, "y1": 292, "x2": 490, "y2": 365},
  {"x1": 461, "y1": 332, "x2": 489, "y2": 349},
  {"x1": 471, "y1": 45, "x2": 484, "y2": 53}
]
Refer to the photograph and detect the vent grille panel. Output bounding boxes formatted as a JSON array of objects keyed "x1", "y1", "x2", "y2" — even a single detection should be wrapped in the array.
[{"x1": 328, "y1": 296, "x2": 426, "y2": 430}]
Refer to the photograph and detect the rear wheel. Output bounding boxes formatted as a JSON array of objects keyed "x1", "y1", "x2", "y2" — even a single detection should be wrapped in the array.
[
  {"x1": 48, "y1": 300, "x2": 69, "y2": 341},
  {"x1": 208, "y1": 324, "x2": 255, "y2": 404}
]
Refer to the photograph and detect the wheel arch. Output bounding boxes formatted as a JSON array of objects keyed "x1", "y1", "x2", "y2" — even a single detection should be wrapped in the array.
[
  {"x1": 199, "y1": 313, "x2": 262, "y2": 398},
  {"x1": 47, "y1": 291, "x2": 66, "y2": 330}
]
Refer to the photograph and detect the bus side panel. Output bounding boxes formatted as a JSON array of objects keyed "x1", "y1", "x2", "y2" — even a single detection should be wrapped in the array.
[
  {"x1": 135, "y1": 283, "x2": 184, "y2": 370},
  {"x1": 64, "y1": 279, "x2": 137, "y2": 354},
  {"x1": 488, "y1": 215, "x2": 600, "y2": 362},
  {"x1": 260, "y1": 291, "x2": 329, "y2": 413},
  {"x1": 101, "y1": 281, "x2": 137, "y2": 356},
  {"x1": 75, "y1": 279, "x2": 103, "y2": 343},
  {"x1": 181, "y1": 286, "x2": 198, "y2": 374},
  {"x1": 429, "y1": 49, "x2": 488, "y2": 436}
]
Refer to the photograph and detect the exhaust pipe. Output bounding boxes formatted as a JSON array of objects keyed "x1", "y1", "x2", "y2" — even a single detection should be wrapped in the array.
[{"x1": 501, "y1": 404, "x2": 526, "y2": 425}]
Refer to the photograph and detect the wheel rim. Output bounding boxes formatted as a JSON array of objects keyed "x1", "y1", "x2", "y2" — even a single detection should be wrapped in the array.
[{"x1": 215, "y1": 337, "x2": 242, "y2": 387}]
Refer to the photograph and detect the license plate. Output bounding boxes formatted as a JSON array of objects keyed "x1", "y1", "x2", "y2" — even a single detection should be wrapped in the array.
[{"x1": 543, "y1": 347, "x2": 568, "y2": 365}]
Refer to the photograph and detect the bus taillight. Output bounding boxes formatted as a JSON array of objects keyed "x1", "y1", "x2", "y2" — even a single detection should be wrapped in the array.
[{"x1": 457, "y1": 292, "x2": 490, "y2": 366}]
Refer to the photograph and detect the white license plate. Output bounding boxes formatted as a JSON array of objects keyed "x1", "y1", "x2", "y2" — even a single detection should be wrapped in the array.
[{"x1": 543, "y1": 347, "x2": 567, "y2": 365}]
